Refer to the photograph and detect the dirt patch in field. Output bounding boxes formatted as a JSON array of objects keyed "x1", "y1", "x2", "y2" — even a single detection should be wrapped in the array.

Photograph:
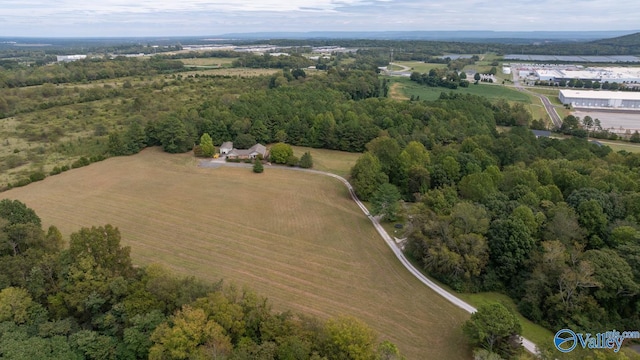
[{"x1": 389, "y1": 82, "x2": 409, "y2": 100}]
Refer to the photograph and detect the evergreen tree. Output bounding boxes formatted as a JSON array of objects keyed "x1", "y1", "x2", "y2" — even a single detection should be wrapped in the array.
[
  {"x1": 299, "y1": 151, "x2": 313, "y2": 169},
  {"x1": 253, "y1": 158, "x2": 264, "y2": 173}
]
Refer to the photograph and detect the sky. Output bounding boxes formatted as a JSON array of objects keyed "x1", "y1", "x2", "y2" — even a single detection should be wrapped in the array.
[{"x1": 0, "y1": 0, "x2": 639, "y2": 37}]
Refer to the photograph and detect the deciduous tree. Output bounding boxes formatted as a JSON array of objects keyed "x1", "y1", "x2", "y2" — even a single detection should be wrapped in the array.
[
  {"x1": 488, "y1": 218, "x2": 534, "y2": 282},
  {"x1": 371, "y1": 183, "x2": 402, "y2": 222},
  {"x1": 149, "y1": 306, "x2": 232, "y2": 360},
  {"x1": 462, "y1": 303, "x2": 521, "y2": 357},
  {"x1": 350, "y1": 152, "x2": 388, "y2": 201},
  {"x1": 323, "y1": 316, "x2": 377, "y2": 360},
  {"x1": 199, "y1": 133, "x2": 215, "y2": 158},
  {"x1": 269, "y1": 143, "x2": 293, "y2": 164}
]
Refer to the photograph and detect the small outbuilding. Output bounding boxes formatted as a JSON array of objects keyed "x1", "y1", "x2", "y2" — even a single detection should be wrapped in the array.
[
  {"x1": 531, "y1": 130, "x2": 551, "y2": 138},
  {"x1": 220, "y1": 142, "x2": 233, "y2": 155}
]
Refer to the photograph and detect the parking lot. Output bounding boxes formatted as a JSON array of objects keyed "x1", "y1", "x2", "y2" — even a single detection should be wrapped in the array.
[{"x1": 573, "y1": 110, "x2": 640, "y2": 134}]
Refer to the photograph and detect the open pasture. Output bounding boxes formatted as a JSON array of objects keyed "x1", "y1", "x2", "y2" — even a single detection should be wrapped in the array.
[
  {"x1": 290, "y1": 145, "x2": 362, "y2": 177},
  {"x1": 181, "y1": 57, "x2": 238, "y2": 67},
  {"x1": 393, "y1": 61, "x2": 448, "y2": 73},
  {"x1": 390, "y1": 76, "x2": 532, "y2": 103},
  {"x1": 4, "y1": 148, "x2": 471, "y2": 359},
  {"x1": 182, "y1": 67, "x2": 280, "y2": 77}
]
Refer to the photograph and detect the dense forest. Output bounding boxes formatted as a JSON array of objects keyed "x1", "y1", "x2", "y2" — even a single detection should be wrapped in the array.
[
  {"x1": 346, "y1": 92, "x2": 640, "y2": 350},
  {"x1": 0, "y1": 199, "x2": 402, "y2": 360}
]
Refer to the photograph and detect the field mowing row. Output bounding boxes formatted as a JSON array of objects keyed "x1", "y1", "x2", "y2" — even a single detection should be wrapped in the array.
[{"x1": 4, "y1": 148, "x2": 471, "y2": 360}]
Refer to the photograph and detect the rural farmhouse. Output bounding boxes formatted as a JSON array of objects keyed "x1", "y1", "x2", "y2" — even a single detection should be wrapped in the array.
[{"x1": 223, "y1": 142, "x2": 268, "y2": 160}]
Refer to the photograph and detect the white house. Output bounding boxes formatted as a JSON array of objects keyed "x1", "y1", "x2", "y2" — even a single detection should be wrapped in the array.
[{"x1": 219, "y1": 142, "x2": 233, "y2": 155}]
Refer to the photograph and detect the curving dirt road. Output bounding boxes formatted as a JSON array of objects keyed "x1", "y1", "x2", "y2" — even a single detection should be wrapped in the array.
[{"x1": 200, "y1": 160, "x2": 539, "y2": 354}]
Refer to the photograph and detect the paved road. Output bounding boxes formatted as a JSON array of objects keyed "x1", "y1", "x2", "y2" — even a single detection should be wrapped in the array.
[
  {"x1": 199, "y1": 160, "x2": 539, "y2": 354},
  {"x1": 385, "y1": 62, "x2": 413, "y2": 77},
  {"x1": 513, "y1": 74, "x2": 562, "y2": 128}
]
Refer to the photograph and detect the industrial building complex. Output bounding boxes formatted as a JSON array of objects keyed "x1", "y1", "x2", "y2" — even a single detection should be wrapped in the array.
[
  {"x1": 536, "y1": 67, "x2": 640, "y2": 84},
  {"x1": 559, "y1": 90, "x2": 640, "y2": 110},
  {"x1": 508, "y1": 64, "x2": 640, "y2": 86}
]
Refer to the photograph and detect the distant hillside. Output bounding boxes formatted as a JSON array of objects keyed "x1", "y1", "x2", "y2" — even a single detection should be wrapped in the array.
[
  {"x1": 496, "y1": 31, "x2": 640, "y2": 56},
  {"x1": 591, "y1": 32, "x2": 640, "y2": 46}
]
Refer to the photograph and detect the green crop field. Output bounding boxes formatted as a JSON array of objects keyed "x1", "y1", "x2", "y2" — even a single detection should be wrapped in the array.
[
  {"x1": 390, "y1": 77, "x2": 532, "y2": 103},
  {"x1": 4, "y1": 148, "x2": 471, "y2": 360}
]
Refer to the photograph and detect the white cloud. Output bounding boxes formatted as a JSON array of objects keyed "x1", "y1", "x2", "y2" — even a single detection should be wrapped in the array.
[{"x1": 0, "y1": 0, "x2": 638, "y2": 36}]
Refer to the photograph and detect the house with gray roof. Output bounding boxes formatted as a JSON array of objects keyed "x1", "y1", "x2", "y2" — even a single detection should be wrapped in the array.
[
  {"x1": 531, "y1": 130, "x2": 551, "y2": 138},
  {"x1": 226, "y1": 143, "x2": 268, "y2": 160}
]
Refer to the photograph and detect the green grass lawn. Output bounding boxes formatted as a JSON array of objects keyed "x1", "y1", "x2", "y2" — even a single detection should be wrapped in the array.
[
  {"x1": 527, "y1": 87, "x2": 563, "y2": 105},
  {"x1": 390, "y1": 76, "x2": 532, "y2": 103},
  {"x1": 290, "y1": 145, "x2": 362, "y2": 177},
  {"x1": 393, "y1": 61, "x2": 448, "y2": 73},
  {"x1": 527, "y1": 87, "x2": 559, "y2": 97},
  {"x1": 596, "y1": 139, "x2": 640, "y2": 153},
  {"x1": 527, "y1": 102, "x2": 549, "y2": 122}
]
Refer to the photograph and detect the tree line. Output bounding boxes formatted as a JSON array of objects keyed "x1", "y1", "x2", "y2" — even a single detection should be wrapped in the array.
[{"x1": 0, "y1": 57, "x2": 184, "y2": 88}]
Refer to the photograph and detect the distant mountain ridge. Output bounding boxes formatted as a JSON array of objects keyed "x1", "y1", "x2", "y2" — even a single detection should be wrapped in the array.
[
  {"x1": 591, "y1": 32, "x2": 640, "y2": 46},
  {"x1": 216, "y1": 30, "x2": 638, "y2": 43}
]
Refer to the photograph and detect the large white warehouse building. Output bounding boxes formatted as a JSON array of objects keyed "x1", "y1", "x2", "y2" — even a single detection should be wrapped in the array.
[
  {"x1": 559, "y1": 90, "x2": 640, "y2": 110},
  {"x1": 537, "y1": 68, "x2": 640, "y2": 83}
]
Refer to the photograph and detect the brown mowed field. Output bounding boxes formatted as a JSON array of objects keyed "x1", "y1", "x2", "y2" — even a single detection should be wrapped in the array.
[
  {"x1": 290, "y1": 145, "x2": 362, "y2": 177},
  {"x1": 4, "y1": 147, "x2": 470, "y2": 359}
]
